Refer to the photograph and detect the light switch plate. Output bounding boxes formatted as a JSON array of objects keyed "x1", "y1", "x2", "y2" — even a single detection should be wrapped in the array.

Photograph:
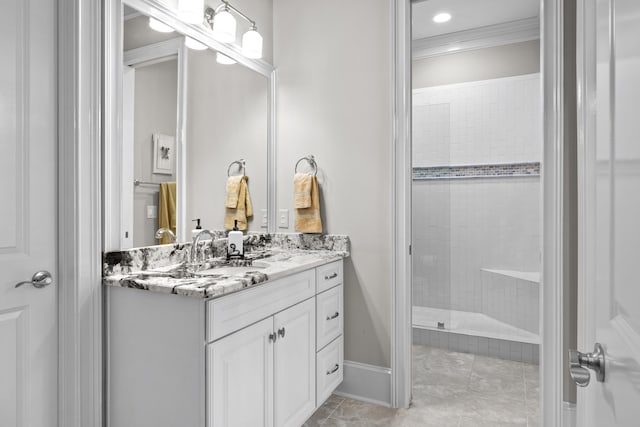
[
  {"x1": 260, "y1": 209, "x2": 268, "y2": 228},
  {"x1": 146, "y1": 205, "x2": 157, "y2": 219},
  {"x1": 278, "y1": 209, "x2": 289, "y2": 228}
]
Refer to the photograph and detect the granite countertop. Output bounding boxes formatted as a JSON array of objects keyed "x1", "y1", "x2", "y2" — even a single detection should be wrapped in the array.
[{"x1": 103, "y1": 233, "x2": 349, "y2": 300}]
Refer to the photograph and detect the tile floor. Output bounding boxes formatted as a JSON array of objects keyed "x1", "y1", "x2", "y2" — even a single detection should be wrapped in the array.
[{"x1": 304, "y1": 345, "x2": 540, "y2": 427}]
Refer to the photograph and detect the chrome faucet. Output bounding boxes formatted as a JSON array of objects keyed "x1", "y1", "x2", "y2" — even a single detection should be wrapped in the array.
[
  {"x1": 190, "y1": 229, "x2": 215, "y2": 265},
  {"x1": 155, "y1": 228, "x2": 176, "y2": 243}
]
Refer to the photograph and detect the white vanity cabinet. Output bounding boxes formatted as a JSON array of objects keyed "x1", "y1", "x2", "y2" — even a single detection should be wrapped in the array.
[
  {"x1": 209, "y1": 298, "x2": 316, "y2": 427},
  {"x1": 107, "y1": 259, "x2": 344, "y2": 427}
]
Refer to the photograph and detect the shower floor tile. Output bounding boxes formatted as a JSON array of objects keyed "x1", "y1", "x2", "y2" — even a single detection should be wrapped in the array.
[{"x1": 304, "y1": 345, "x2": 539, "y2": 427}]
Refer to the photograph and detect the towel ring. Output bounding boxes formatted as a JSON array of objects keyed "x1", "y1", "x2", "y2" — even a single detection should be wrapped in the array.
[
  {"x1": 294, "y1": 155, "x2": 317, "y2": 176},
  {"x1": 227, "y1": 159, "x2": 246, "y2": 177}
]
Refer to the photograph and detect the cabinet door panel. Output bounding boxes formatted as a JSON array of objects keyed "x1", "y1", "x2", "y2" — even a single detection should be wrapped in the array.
[
  {"x1": 208, "y1": 317, "x2": 274, "y2": 427},
  {"x1": 273, "y1": 298, "x2": 316, "y2": 427}
]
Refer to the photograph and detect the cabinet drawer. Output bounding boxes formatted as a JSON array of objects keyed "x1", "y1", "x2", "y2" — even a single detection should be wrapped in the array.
[
  {"x1": 207, "y1": 269, "x2": 315, "y2": 342},
  {"x1": 316, "y1": 260, "x2": 343, "y2": 293},
  {"x1": 316, "y1": 336, "x2": 343, "y2": 407},
  {"x1": 316, "y1": 285, "x2": 343, "y2": 350}
]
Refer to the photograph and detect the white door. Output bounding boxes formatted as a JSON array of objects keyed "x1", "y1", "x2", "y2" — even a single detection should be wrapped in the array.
[
  {"x1": 0, "y1": 0, "x2": 58, "y2": 426},
  {"x1": 273, "y1": 298, "x2": 316, "y2": 427},
  {"x1": 577, "y1": 0, "x2": 640, "y2": 425},
  {"x1": 209, "y1": 317, "x2": 274, "y2": 427}
]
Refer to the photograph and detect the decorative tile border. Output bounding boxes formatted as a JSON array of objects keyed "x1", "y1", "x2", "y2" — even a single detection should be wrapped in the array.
[{"x1": 413, "y1": 162, "x2": 540, "y2": 180}]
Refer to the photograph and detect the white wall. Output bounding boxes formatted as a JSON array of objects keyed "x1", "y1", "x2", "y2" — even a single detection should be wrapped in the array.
[
  {"x1": 413, "y1": 40, "x2": 540, "y2": 89},
  {"x1": 274, "y1": 0, "x2": 392, "y2": 368}
]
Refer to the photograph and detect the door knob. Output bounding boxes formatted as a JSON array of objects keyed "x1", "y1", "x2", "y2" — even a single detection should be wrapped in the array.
[
  {"x1": 569, "y1": 343, "x2": 605, "y2": 387},
  {"x1": 15, "y1": 271, "x2": 53, "y2": 289}
]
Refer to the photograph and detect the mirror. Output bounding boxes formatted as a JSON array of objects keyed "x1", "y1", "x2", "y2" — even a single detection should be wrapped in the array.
[{"x1": 105, "y1": 0, "x2": 274, "y2": 250}]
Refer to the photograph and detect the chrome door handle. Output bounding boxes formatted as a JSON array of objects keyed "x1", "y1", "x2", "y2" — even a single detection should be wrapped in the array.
[
  {"x1": 569, "y1": 343, "x2": 605, "y2": 387},
  {"x1": 15, "y1": 271, "x2": 53, "y2": 289}
]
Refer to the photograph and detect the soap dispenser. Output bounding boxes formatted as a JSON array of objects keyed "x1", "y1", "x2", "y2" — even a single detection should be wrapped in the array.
[
  {"x1": 191, "y1": 218, "x2": 203, "y2": 240},
  {"x1": 227, "y1": 220, "x2": 244, "y2": 259}
]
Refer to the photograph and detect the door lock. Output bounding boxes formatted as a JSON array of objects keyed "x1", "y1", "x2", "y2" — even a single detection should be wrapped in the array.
[{"x1": 569, "y1": 343, "x2": 605, "y2": 387}]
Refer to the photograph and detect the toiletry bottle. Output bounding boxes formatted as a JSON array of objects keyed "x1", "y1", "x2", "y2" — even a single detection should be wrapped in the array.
[
  {"x1": 228, "y1": 220, "x2": 244, "y2": 258},
  {"x1": 191, "y1": 218, "x2": 203, "y2": 240}
]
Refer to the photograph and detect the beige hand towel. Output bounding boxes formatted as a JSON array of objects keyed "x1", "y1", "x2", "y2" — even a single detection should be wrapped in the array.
[
  {"x1": 294, "y1": 173, "x2": 313, "y2": 208},
  {"x1": 294, "y1": 175, "x2": 322, "y2": 233},
  {"x1": 158, "y1": 182, "x2": 176, "y2": 244},
  {"x1": 225, "y1": 175, "x2": 244, "y2": 208},
  {"x1": 225, "y1": 176, "x2": 253, "y2": 230}
]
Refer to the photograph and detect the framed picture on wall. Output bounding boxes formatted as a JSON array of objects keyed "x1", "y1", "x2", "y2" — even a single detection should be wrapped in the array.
[{"x1": 152, "y1": 133, "x2": 175, "y2": 175}]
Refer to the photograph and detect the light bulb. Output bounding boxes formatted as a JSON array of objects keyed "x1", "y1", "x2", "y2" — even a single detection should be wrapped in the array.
[
  {"x1": 148, "y1": 17, "x2": 175, "y2": 33},
  {"x1": 185, "y1": 37, "x2": 207, "y2": 50},
  {"x1": 433, "y1": 13, "x2": 452, "y2": 23},
  {"x1": 242, "y1": 29, "x2": 263, "y2": 59},
  {"x1": 178, "y1": 0, "x2": 205, "y2": 24},
  {"x1": 216, "y1": 52, "x2": 236, "y2": 65},
  {"x1": 212, "y1": 10, "x2": 236, "y2": 43}
]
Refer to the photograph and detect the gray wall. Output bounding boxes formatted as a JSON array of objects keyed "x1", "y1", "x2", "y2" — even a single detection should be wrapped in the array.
[
  {"x1": 413, "y1": 40, "x2": 540, "y2": 88},
  {"x1": 274, "y1": 0, "x2": 393, "y2": 368},
  {"x1": 132, "y1": 59, "x2": 178, "y2": 247}
]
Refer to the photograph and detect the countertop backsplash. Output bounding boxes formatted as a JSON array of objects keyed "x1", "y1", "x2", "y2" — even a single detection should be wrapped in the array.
[{"x1": 103, "y1": 232, "x2": 349, "y2": 276}]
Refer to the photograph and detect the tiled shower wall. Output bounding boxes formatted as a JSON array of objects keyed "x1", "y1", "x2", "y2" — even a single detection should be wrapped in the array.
[
  {"x1": 413, "y1": 74, "x2": 541, "y2": 167},
  {"x1": 412, "y1": 74, "x2": 541, "y2": 313}
]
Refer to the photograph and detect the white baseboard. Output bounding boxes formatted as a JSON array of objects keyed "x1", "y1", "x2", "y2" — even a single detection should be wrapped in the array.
[
  {"x1": 563, "y1": 401, "x2": 576, "y2": 427},
  {"x1": 334, "y1": 360, "x2": 392, "y2": 407}
]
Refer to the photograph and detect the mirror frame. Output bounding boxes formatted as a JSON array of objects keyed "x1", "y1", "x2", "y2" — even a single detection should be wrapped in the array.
[{"x1": 104, "y1": 0, "x2": 276, "y2": 251}]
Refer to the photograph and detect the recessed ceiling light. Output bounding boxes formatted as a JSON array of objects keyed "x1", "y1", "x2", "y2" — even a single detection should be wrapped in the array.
[{"x1": 433, "y1": 13, "x2": 452, "y2": 23}]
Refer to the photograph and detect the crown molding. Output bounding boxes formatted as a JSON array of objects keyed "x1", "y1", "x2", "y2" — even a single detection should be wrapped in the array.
[{"x1": 413, "y1": 17, "x2": 540, "y2": 60}]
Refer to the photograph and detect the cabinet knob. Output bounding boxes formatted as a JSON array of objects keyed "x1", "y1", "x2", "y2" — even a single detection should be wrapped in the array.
[
  {"x1": 278, "y1": 327, "x2": 286, "y2": 338},
  {"x1": 268, "y1": 332, "x2": 277, "y2": 342}
]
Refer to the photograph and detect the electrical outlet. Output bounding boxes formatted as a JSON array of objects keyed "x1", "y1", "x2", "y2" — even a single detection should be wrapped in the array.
[
  {"x1": 278, "y1": 209, "x2": 289, "y2": 228},
  {"x1": 260, "y1": 209, "x2": 268, "y2": 228},
  {"x1": 146, "y1": 205, "x2": 157, "y2": 219}
]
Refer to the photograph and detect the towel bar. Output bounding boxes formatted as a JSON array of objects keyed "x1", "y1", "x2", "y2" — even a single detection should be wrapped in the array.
[
  {"x1": 134, "y1": 179, "x2": 160, "y2": 187},
  {"x1": 227, "y1": 159, "x2": 246, "y2": 177},
  {"x1": 295, "y1": 155, "x2": 317, "y2": 176}
]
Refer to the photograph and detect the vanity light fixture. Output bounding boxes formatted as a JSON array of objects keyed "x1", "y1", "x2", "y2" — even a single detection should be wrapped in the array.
[
  {"x1": 205, "y1": 1, "x2": 263, "y2": 59},
  {"x1": 178, "y1": 0, "x2": 205, "y2": 24},
  {"x1": 148, "y1": 17, "x2": 175, "y2": 33},
  {"x1": 185, "y1": 36, "x2": 208, "y2": 50},
  {"x1": 433, "y1": 12, "x2": 452, "y2": 23},
  {"x1": 216, "y1": 52, "x2": 237, "y2": 65},
  {"x1": 241, "y1": 26, "x2": 263, "y2": 59},
  {"x1": 210, "y1": 7, "x2": 236, "y2": 43}
]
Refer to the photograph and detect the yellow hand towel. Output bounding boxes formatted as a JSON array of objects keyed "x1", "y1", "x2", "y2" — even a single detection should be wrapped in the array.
[
  {"x1": 225, "y1": 175, "x2": 244, "y2": 208},
  {"x1": 158, "y1": 182, "x2": 177, "y2": 244},
  {"x1": 295, "y1": 175, "x2": 322, "y2": 233},
  {"x1": 224, "y1": 176, "x2": 253, "y2": 230},
  {"x1": 293, "y1": 173, "x2": 313, "y2": 208}
]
